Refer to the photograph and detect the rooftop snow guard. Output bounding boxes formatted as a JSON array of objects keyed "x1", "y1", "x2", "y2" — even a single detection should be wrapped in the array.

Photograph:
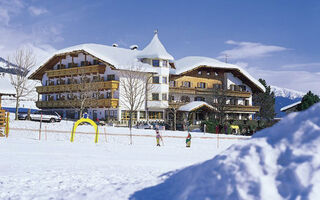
[{"x1": 130, "y1": 103, "x2": 320, "y2": 200}]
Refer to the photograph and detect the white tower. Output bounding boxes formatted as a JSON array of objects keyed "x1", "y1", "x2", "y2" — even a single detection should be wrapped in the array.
[{"x1": 137, "y1": 32, "x2": 174, "y2": 113}]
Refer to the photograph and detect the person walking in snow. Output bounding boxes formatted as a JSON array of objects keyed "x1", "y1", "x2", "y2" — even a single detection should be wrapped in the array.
[
  {"x1": 186, "y1": 132, "x2": 191, "y2": 147},
  {"x1": 156, "y1": 129, "x2": 162, "y2": 146}
]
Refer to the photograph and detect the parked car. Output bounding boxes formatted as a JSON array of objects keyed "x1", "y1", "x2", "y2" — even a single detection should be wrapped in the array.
[
  {"x1": 29, "y1": 110, "x2": 62, "y2": 123},
  {"x1": 18, "y1": 112, "x2": 28, "y2": 120},
  {"x1": 137, "y1": 123, "x2": 153, "y2": 129}
]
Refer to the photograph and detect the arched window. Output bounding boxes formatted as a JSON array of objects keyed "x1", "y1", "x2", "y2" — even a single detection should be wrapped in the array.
[{"x1": 181, "y1": 96, "x2": 190, "y2": 103}]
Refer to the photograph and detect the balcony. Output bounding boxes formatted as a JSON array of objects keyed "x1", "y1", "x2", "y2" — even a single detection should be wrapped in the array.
[
  {"x1": 169, "y1": 86, "x2": 251, "y2": 98},
  {"x1": 225, "y1": 105, "x2": 260, "y2": 112},
  {"x1": 36, "y1": 80, "x2": 119, "y2": 94},
  {"x1": 36, "y1": 98, "x2": 119, "y2": 109},
  {"x1": 46, "y1": 64, "x2": 106, "y2": 78},
  {"x1": 169, "y1": 101, "x2": 259, "y2": 113}
]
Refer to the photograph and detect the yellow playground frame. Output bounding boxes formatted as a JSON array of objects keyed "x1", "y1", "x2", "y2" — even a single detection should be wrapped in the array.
[{"x1": 70, "y1": 117, "x2": 99, "y2": 143}]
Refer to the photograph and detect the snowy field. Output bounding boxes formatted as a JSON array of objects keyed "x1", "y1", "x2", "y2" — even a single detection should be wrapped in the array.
[{"x1": 0, "y1": 116, "x2": 247, "y2": 200}]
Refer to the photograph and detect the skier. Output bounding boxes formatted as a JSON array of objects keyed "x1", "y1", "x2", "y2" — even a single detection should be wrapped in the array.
[
  {"x1": 155, "y1": 129, "x2": 162, "y2": 146},
  {"x1": 186, "y1": 132, "x2": 191, "y2": 147}
]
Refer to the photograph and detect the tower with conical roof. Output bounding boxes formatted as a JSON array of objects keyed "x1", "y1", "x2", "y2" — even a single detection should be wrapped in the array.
[{"x1": 138, "y1": 31, "x2": 173, "y2": 113}]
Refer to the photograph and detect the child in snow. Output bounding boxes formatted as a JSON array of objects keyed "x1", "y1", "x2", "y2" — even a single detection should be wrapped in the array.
[
  {"x1": 156, "y1": 129, "x2": 162, "y2": 146},
  {"x1": 186, "y1": 132, "x2": 191, "y2": 147}
]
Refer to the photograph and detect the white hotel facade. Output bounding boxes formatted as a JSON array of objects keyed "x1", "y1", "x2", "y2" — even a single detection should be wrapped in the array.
[{"x1": 29, "y1": 33, "x2": 265, "y2": 125}]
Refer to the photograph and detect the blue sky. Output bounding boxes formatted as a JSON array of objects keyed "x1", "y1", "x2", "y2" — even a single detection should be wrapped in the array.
[{"x1": 1, "y1": 0, "x2": 320, "y2": 93}]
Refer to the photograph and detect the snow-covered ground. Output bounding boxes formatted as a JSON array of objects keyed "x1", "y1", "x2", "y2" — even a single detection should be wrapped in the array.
[
  {"x1": 131, "y1": 103, "x2": 320, "y2": 200},
  {"x1": 0, "y1": 116, "x2": 246, "y2": 200}
]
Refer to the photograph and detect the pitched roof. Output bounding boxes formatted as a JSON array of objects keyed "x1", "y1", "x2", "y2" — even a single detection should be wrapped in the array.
[
  {"x1": 178, "y1": 101, "x2": 215, "y2": 112},
  {"x1": 137, "y1": 33, "x2": 174, "y2": 60},
  {"x1": 29, "y1": 43, "x2": 157, "y2": 79},
  {"x1": 172, "y1": 56, "x2": 266, "y2": 93},
  {"x1": 280, "y1": 101, "x2": 301, "y2": 112}
]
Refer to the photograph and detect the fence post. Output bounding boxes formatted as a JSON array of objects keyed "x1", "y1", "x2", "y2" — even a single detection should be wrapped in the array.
[
  {"x1": 45, "y1": 125, "x2": 47, "y2": 141},
  {"x1": 5, "y1": 112, "x2": 9, "y2": 138},
  {"x1": 104, "y1": 127, "x2": 107, "y2": 143},
  {"x1": 39, "y1": 113, "x2": 42, "y2": 140}
]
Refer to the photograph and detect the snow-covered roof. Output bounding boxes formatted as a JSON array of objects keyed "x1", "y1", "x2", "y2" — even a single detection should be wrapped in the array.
[
  {"x1": 29, "y1": 43, "x2": 158, "y2": 79},
  {"x1": 178, "y1": 101, "x2": 214, "y2": 112},
  {"x1": 280, "y1": 101, "x2": 301, "y2": 112},
  {"x1": 137, "y1": 33, "x2": 174, "y2": 60},
  {"x1": 172, "y1": 56, "x2": 266, "y2": 92}
]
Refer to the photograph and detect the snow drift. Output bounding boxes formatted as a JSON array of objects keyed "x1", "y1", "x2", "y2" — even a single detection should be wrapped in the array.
[{"x1": 131, "y1": 103, "x2": 320, "y2": 200}]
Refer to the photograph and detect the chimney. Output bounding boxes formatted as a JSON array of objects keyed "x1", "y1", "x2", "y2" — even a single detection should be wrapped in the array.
[{"x1": 130, "y1": 45, "x2": 138, "y2": 50}]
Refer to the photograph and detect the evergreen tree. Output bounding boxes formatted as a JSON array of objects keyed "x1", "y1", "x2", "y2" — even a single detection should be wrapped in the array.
[
  {"x1": 297, "y1": 91, "x2": 320, "y2": 111},
  {"x1": 253, "y1": 79, "x2": 276, "y2": 122}
]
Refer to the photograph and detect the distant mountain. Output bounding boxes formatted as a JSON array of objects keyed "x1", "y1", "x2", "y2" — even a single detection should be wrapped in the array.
[
  {"x1": 271, "y1": 86, "x2": 305, "y2": 118},
  {"x1": 271, "y1": 85, "x2": 305, "y2": 100},
  {"x1": 0, "y1": 57, "x2": 22, "y2": 75}
]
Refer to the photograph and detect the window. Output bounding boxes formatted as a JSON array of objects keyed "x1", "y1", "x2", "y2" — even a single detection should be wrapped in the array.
[
  {"x1": 214, "y1": 72, "x2": 219, "y2": 76},
  {"x1": 121, "y1": 111, "x2": 137, "y2": 120},
  {"x1": 152, "y1": 76, "x2": 159, "y2": 84},
  {"x1": 93, "y1": 59, "x2": 100, "y2": 65},
  {"x1": 162, "y1": 60, "x2": 168, "y2": 67},
  {"x1": 207, "y1": 72, "x2": 211, "y2": 76},
  {"x1": 152, "y1": 60, "x2": 160, "y2": 67},
  {"x1": 170, "y1": 80, "x2": 176, "y2": 87},
  {"x1": 107, "y1": 74, "x2": 115, "y2": 81},
  {"x1": 169, "y1": 95, "x2": 174, "y2": 101},
  {"x1": 152, "y1": 93, "x2": 159, "y2": 100},
  {"x1": 195, "y1": 96, "x2": 205, "y2": 101},
  {"x1": 213, "y1": 84, "x2": 222, "y2": 90},
  {"x1": 149, "y1": 111, "x2": 163, "y2": 119},
  {"x1": 198, "y1": 82, "x2": 206, "y2": 88},
  {"x1": 106, "y1": 91, "x2": 112, "y2": 98},
  {"x1": 162, "y1": 76, "x2": 168, "y2": 84},
  {"x1": 198, "y1": 71, "x2": 202, "y2": 75},
  {"x1": 140, "y1": 111, "x2": 146, "y2": 119},
  {"x1": 106, "y1": 110, "x2": 117, "y2": 120},
  {"x1": 181, "y1": 96, "x2": 190, "y2": 103},
  {"x1": 183, "y1": 81, "x2": 191, "y2": 88},
  {"x1": 162, "y1": 93, "x2": 167, "y2": 101}
]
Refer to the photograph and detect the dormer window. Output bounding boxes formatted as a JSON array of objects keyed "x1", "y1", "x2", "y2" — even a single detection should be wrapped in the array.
[
  {"x1": 162, "y1": 60, "x2": 167, "y2": 67},
  {"x1": 152, "y1": 60, "x2": 160, "y2": 67}
]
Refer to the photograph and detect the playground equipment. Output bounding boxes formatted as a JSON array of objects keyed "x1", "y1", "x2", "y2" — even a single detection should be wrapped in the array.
[
  {"x1": 0, "y1": 93, "x2": 13, "y2": 137},
  {"x1": 70, "y1": 113, "x2": 99, "y2": 143}
]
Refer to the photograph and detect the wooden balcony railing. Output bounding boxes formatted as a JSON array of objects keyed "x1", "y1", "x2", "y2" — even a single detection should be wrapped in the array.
[
  {"x1": 36, "y1": 98, "x2": 119, "y2": 109},
  {"x1": 36, "y1": 80, "x2": 119, "y2": 94},
  {"x1": 169, "y1": 87, "x2": 251, "y2": 98},
  {"x1": 169, "y1": 101, "x2": 260, "y2": 113},
  {"x1": 46, "y1": 64, "x2": 106, "y2": 78}
]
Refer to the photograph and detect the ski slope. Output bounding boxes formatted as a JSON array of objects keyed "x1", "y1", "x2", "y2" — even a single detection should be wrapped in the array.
[{"x1": 0, "y1": 118, "x2": 245, "y2": 200}]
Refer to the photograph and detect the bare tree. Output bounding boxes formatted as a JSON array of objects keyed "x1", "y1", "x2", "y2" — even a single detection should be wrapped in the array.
[
  {"x1": 119, "y1": 65, "x2": 149, "y2": 144},
  {"x1": 209, "y1": 84, "x2": 230, "y2": 125},
  {"x1": 144, "y1": 74, "x2": 155, "y2": 124},
  {"x1": 8, "y1": 48, "x2": 36, "y2": 120},
  {"x1": 63, "y1": 70, "x2": 100, "y2": 119}
]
